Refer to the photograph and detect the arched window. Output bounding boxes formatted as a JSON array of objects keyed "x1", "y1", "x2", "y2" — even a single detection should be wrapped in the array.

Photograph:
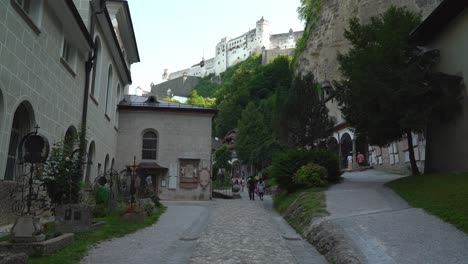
[
  {"x1": 115, "y1": 84, "x2": 121, "y2": 127},
  {"x1": 64, "y1": 125, "x2": 77, "y2": 156},
  {"x1": 5, "y1": 102, "x2": 35, "y2": 180},
  {"x1": 85, "y1": 141, "x2": 95, "y2": 183},
  {"x1": 142, "y1": 131, "x2": 157, "y2": 160},
  {"x1": 104, "y1": 154, "x2": 109, "y2": 173},
  {"x1": 105, "y1": 65, "x2": 112, "y2": 116},
  {"x1": 91, "y1": 37, "x2": 102, "y2": 99}
]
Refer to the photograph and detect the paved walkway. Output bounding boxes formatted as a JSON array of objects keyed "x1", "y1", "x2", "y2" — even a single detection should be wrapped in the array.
[
  {"x1": 325, "y1": 170, "x2": 468, "y2": 264},
  {"x1": 82, "y1": 194, "x2": 326, "y2": 264}
]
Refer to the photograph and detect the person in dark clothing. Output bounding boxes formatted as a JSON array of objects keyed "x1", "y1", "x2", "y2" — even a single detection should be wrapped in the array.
[{"x1": 247, "y1": 177, "x2": 256, "y2": 200}]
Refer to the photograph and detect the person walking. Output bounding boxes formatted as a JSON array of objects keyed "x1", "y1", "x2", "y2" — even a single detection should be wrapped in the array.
[
  {"x1": 257, "y1": 178, "x2": 265, "y2": 201},
  {"x1": 247, "y1": 177, "x2": 256, "y2": 200},
  {"x1": 357, "y1": 152, "x2": 365, "y2": 167},
  {"x1": 241, "y1": 176, "x2": 245, "y2": 192}
]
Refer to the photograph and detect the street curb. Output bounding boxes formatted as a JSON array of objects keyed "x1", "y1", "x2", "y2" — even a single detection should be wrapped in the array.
[{"x1": 305, "y1": 220, "x2": 363, "y2": 264}]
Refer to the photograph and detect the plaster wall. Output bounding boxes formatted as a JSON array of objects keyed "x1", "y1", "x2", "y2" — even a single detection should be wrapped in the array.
[
  {"x1": 116, "y1": 110, "x2": 214, "y2": 200},
  {"x1": 423, "y1": 8, "x2": 468, "y2": 172},
  {"x1": 0, "y1": 0, "x2": 87, "y2": 180}
]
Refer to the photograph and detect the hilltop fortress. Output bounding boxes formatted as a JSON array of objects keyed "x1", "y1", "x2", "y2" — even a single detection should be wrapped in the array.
[{"x1": 164, "y1": 17, "x2": 303, "y2": 81}]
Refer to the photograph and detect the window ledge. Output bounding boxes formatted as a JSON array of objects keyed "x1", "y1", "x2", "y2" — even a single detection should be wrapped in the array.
[
  {"x1": 60, "y1": 58, "x2": 76, "y2": 78},
  {"x1": 105, "y1": 114, "x2": 111, "y2": 121},
  {"x1": 11, "y1": 0, "x2": 40, "y2": 35},
  {"x1": 114, "y1": 126, "x2": 118, "y2": 132},
  {"x1": 90, "y1": 94, "x2": 99, "y2": 106}
]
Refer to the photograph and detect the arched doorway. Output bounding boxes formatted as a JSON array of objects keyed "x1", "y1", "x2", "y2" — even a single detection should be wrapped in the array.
[
  {"x1": 85, "y1": 141, "x2": 95, "y2": 183},
  {"x1": 5, "y1": 102, "x2": 35, "y2": 180},
  {"x1": 340, "y1": 133, "x2": 352, "y2": 168}
]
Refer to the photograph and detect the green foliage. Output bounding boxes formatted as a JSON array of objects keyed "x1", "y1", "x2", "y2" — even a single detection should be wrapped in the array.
[
  {"x1": 387, "y1": 173, "x2": 468, "y2": 234},
  {"x1": 236, "y1": 97, "x2": 283, "y2": 168},
  {"x1": 268, "y1": 148, "x2": 340, "y2": 192},
  {"x1": 94, "y1": 186, "x2": 109, "y2": 205},
  {"x1": 41, "y1": 139, "x2": 82, "y2": 206},
  {"x1": 142, "y1": 190, "x2": 162, "y2": 207},
  {"x1": 186, "y1": 90, "x2": 215, "y2": 107},
  {"x1": 213, "y1": 145, "x2": 232, "y2": 173},
  {"x1": 29, "y1": 207, "x2": 166, "y2": 264},
  {"x1": 294, "y1": 163, "x2": 327, "y2": 187},
  {"x1": 273, "y1": 188, "x2": 328, "y2": 234},
  {"x1": 292, "y1": 0, "x2": 322, "y2": 69},
  {"x1": 192, "y1": 75, "x2": 221, "y2": 98},
  {"x1": 279, "y1": 73, "x2": 333, "y2": 147},
  {"x1": 334, "y1": 6, "x2": 464, "y2": 175},
  {"x1": 143, "y1": 203, "x2": 155, "y2": 216}
]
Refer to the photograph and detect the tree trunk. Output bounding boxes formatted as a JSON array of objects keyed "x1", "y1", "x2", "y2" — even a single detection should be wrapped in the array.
[{"x1": 406, "y1": 131, "x2": 420, "y2": 175}]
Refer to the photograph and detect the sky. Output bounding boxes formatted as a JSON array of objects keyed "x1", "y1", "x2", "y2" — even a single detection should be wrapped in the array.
[{"x1": 127, "y1": 0, "x2": 304, "y2": 94}]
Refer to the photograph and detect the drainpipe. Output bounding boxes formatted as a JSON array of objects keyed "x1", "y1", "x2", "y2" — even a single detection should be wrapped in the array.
[{"x1": 79, "y1": 7, "x2": 98, "y2": 181}]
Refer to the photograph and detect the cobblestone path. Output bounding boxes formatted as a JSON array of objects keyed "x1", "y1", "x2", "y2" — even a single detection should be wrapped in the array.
[
  {"x1": 189, "y1": 194, "x2": 326, "y2": 264},
  {"x1": 82, "y1": 195, "x2": 325, "y2": 264}
]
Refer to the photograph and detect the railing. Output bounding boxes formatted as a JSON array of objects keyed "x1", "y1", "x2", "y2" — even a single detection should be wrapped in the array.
[{"x1": 120, "y1": 101, "x2": 215, "y2": 110}]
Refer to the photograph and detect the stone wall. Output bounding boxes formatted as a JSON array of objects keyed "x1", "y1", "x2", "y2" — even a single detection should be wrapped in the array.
[{"x1": 151, "y1": 76, "x2": 200, "y2": 98}]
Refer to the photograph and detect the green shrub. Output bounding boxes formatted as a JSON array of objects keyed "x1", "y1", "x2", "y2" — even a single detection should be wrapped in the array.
[
  {"x1": 143, "y1": 203, "x2": 155, "y2": 216},
  {"x1": 269, "y1": 148, "x2": 341, "y2": 192},
  {"x1": 293, "y1": 163, "x2": 327, "y2": 187}
]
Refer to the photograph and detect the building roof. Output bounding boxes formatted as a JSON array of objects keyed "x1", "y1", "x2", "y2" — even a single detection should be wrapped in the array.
[
  {"x1": 411, "y1": 0, "x2": 468, "y2": 44},
  {"x1": 119, "y1": 95, "x2": 216, "y2": 114}
]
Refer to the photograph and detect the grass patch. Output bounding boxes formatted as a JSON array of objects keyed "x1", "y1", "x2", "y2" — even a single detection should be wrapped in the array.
[
  {"x1": 273, "y1": 188, "x2": 328, "y2": 234},
  {"x1": 28, "y1": 206, "x2": 166, "y2": 264},
  {"x1": 387, "y1": 173, "x2": 468, "y2": 234}
]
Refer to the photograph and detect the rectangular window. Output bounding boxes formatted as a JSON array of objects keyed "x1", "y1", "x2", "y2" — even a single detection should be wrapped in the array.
[
  {"x1": 11, "y1": 0, "x2": 42, "y2": 34},
  {"x1": 142, "y1": 136, "x2": 157, "y2": 160}
]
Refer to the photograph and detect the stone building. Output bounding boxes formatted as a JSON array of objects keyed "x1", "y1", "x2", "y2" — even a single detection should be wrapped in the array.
[
  {"x1": 165, "y1": 17, "x2": 303, "y2": 80},
  {"x1": 116, "y1": 95, "x2": 216, "y2": 200},
  {"x1": 0, "y1": 0, "x2": 139, "y2": 224},
  {"x1": 411, "y1": 0, "x2": 468, "y2": 173},
  {"x1": 295, "y1": 0, "x2": 443, "y2": 173}
]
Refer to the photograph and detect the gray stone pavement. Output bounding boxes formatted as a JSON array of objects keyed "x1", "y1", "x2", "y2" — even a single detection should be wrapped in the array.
[
  {"x1": 325, "y1": 170, "x2": 468, "y2": 264},
  {"x1": 82, "y1": 195, "x2": 326, "y2": 264}
]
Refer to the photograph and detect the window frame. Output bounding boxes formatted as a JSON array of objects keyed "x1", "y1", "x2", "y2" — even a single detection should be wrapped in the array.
[
  {"x1": 142, "y1": 131, "x2": 158, "y2": 160},
  {"x1": 11, "y1": 0, "x2": 42, "y2": 35}
]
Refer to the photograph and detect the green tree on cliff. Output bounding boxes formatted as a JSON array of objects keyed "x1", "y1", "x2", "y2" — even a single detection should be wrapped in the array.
[{"x1": 334, "y1": 6, "x2": 463, "y2": 175}]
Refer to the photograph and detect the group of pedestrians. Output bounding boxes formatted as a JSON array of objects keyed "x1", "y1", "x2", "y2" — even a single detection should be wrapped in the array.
[
  {"x1": 231, "y1": 175, "x2": 266, "y2": 200},
  {"x1": 247, "y1": 177, "x2": 265, "y2": 201}
]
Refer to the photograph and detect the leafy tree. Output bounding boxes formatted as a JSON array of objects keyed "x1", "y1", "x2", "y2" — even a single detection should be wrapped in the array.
[
  {"x1": 236, "y1": 98, "x2": 282, "y2": 169},
  {"x1": 214, "y1": 55, "x2": 291, "y2": 138},
  {"x1": 334, "y1": 6, "x2": 464, "y2": 175},
  {"x1": 213, "y1": 145, "x2": 232, "y2": 174},
  {"x1": 279, "y1": 73, "x2": 333, "y2": 148},
  {"x1": 192, "y1": 75, "x2": 221, "y2": 98},
  {"x1": 186, "y1": 90, "x2": 215, "y2": 107}
]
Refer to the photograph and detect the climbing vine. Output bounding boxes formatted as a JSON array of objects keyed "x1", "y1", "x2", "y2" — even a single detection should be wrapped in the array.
[{"x1": 292, "y1": 0, "x2": 323, "y2": 71}]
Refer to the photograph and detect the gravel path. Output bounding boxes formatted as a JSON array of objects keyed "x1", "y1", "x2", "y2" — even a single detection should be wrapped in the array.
[
  {"x1": 82, "y1": 195, "x2": 326, "y2": 264},
  {"x1": 325, "y1": 170, "x2": 468, "y2": 264}
]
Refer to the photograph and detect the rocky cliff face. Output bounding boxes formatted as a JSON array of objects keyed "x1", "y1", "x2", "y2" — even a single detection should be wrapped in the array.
[{"x1": 296, "y1": 0, "x2": 443, "y2": 125}]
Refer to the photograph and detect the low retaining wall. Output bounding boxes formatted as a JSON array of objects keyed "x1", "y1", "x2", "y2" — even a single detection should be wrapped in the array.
[{"x1": 0, "y1": 233, "x2": 74, "y2": 256}]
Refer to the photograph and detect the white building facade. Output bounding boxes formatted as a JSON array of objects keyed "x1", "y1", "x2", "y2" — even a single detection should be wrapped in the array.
[
  {"x1": 0, "y1": 0, "x2": 139, "y2": 225},
  {"x1": 166, "y1": 17, "x2": 302, "y2": 80}
]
